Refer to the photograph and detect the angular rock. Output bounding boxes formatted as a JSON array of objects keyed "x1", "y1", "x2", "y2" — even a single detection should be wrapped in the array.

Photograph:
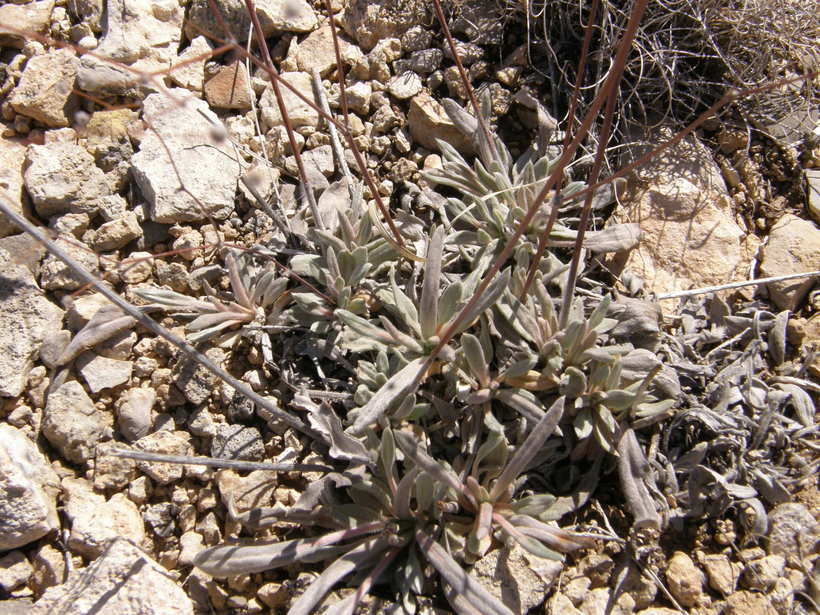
[
  {"x1": 24, "y1": 141, "x2": 109, "y2": 217},
  {"x1": 215, "y1": 469, "x2": 277, "y2": 515},
  {"x1": 341, "y1": 0, "x2": 427, "y2": 51},
  {"x1": 39, "y1": 237, "x2": 100, "y2": 291},
  {"x1": 284, "y1": 144, "x2": 335, "y2": 179},
  {"x1": 61, "y1": 477, "x2": 144, "y2": 559},
  {"x1": 344, "y1": 81, "x2": 372, "y2": 115},
  {"x1": 260, "y1": 71, "x2": 318, "y2": 130},
  {"x1": 699, "y1": 553, "x2": 737, "y2": 597},
  {"x1": 169, "y1": 36, "x2": 211, "y2": 92},
  {"x1": 30, "y1": 543, "x2": 65, "y2": 597},
  {"x1": 116, "y1": 387, "x2": 156, "y2": 442},
  {"x1": 0, "y1": 424, "x2": 60, "y2": 550},
  {"x1": 90, "y1": 211, "x2": 143, "y2": 251},
  {"x1": 119, "y1": 251, "x2": 153, "y2": 284},
  {"x1": 665, "y1": 551, "x2": 705, "y2": 608},
  {"x1": 759, "y1": 214, "x2": 820, "y2": 311},
  {"x1": 42, "y1": 380, "x2": 109, "y2": 465},
  {"x1": 408, "y1": 90, "x2": 473, "y2": 154},
  {"x1": 10, "y1": 48, "x2": 79, "y2": 127},
  {"x1": 0, "y1": 246, "x2": 64, "y2": 397},
  {"x1": 204, "y1": 62, "x2": 253, "y2": 110},
  {"x1": 0, "y1": 136, "x2": 29, "y2": 238},
  {"x1": 186, "y1": 0, "x2": 317, "y2": 43},
  {"x1": 131, "y1": 90, "x2": 241, "y2": 223},
  {"x1": 211, "y1": 424, "x2": 265, "y2": 461},
  {"x1": 767, "y1": 502, "x2": 819, "y2": 563},
  {"x1": 0, "y1": 0, "x2": 55, "y2": 48},
  {"x1": 388, "y1": 71, "x2": 423, "y2": 100},
  {"x1": 294, "y1": 25, "x2": 362, "y2": 77},
  {"x1": 133, "y1": 430, "x2": 192, "y2": 484},
  {"x1": 175, "y1": 347, "x2": 225, "y2": 405},
  {"x1": 579, "y1": 587, "x2": 635, "y2": 615},
  {"x1": 609, "y1": 131, "x2": 759, "y2": 312},
  {"x1": 807, "y1": 168, "x2": 820, "y2": 224},
  {"x1": 741, "y1": 554, "x2": 785, "y2": 591},
  {"x1": 471, "y1": 543, "x2": 562, "y2": 613},
  {"x1": 77, "y1": 0, "x2": 183, "y2": 97},
  {"x1": 32, "y1": 538, "x2": 195, "y2": 615},
  {"x1": 76, "y1": 353, "x2": 133, "y2": 392},
  {"x1": 723, "y1": 590, "x2": 777, "y2": 615},
  {"x1": 0, "y1": 550, "x2": 34, "y2": 592}
]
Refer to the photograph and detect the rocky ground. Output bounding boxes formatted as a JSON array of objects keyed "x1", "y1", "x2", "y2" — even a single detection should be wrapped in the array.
[{"x1": 0, "y1": 1, "x2": 818, "y2": 614}]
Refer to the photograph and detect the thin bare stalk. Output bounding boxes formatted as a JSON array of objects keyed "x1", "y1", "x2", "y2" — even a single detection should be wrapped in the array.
[
  {"x1": 656, "y1": 270, "x2": 820, "y2": 300},
  {"x1": 430, "y1": 0, "x2": 498, "y2": 162},
  {"x1": 0, "y1": 197, "x2": 311, "y2": 436},
  {"x1": 105, "y1": 448, "x2": 333, "y2": 472},
  {"x1": 311, "y1": 68, "x2": 352, "y2": 183}
]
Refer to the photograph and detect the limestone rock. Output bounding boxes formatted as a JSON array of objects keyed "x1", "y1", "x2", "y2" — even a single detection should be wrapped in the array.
[
  {"x1": 0, "y1": 550, "x2": 33, "y2": 592},
  {"x1": 119, "y1": 251, "x2": 153, "y2": 284},
  {"x1": 0, "y1": 246, "x2": 64, "y2": 397},
  {"x1": 42, "y1": 380, "x2": 109, "y2": 465},
  {"x1": 215, "y1": 470, "x2": 277, "y2": 516},
  {"x1": 471, "y1": 543, "x2": 562, "y2": 613},
  {"x1": 699, "y1": 553, "x2": 737, "y2": 597},
  {"x1": 341, "y1": 0, "x2": 427, "y2": 51},
  {"x1": 740, "y1": 554, "x2": 785, "y2": 591},
  {"x1": 116, "y1": 387, "x2": 156, "y2": 442},
  {"x1": 133, "y1": 430, "x2": 192, "y2": 484},
  {"x1": 408, "y1": 90, "x2": 473, "y2": 154},
  {"x1": 345, "y1": 81, "x2": 372, "y2": 115},
  {"x1": 24, "y1": 141, "x2": 109, "y2": 218},
  {"x1": 10, "y1": 48, "x2": 79, "y2": 127},
  {"x1": 579, "y1": 587, "x2": 635, "y2": 615},
  {"x1": 0, "y1": 136, "x2": 29, "y2": 238},
  {"x1": 76, "y1": 352, "x2": 133, "y2": 392},
  {"x1": 39, "y1": 237, "x2": 100, "y2": 291},
  {"x1": 185, "y1": 0, "x2": 317, "y2": 43},
  {"x1": 61, "y1": 477, "x2": 144, "y2": 559},
  {"x1": 131, "y1": 90, "x2": 241, "y2": 223},
  {"x1": 665, "y1": 551, "x2": 706, "y2": 608},
  {"x1": 294, "y1": 25, "x2": 362, "y2": 77},
  {"x1": 77, "y1": 0, "x2": 183, "y2": 97},
  {"x1": 759, "y1": 214, "x2": 820, "y2": 310},
  {"x1": 204, "y1": 62, "x2": 253, "y2": 110},
  {"x1": 90, "y1": 211, "x2": 143, "y2": 250},
  {"x1": 723, "y1": 590, "x2": 777, "y2": 615},
  {"x1": 0, "y1": 424, "x2": 60, "y2": 550},
  {"x1": 32, "y1": 538, "x2": 195, "y2": 615},
  {"x1": 609, "y1": 131, "x2": 758, "y2": 312},
  {"x1": 767, "y1": 502, "x2": 819, "y2": 563},
  {"x1": 807, "y1": 169, "x2": 820, "y2": 224},
  {"x1": 260, "y1": 71, "x2": 318, "y2": 130},
  {"x1": 169, "y1": 36, "x2": 211, "y2": 92},
  {"x1": 0, "y1": 0, "x2": 55, "y2": 48},
  {"x1": 388, "y1": 71, "x2": 423, "y2": 100},
  {"x1": 175, "y1": 347, "x2": 225, "y2": 405},
  {"x1": 211, "y1": 424, "x2": 265, "y2": 461},
  {"x1": 30, "y1": 543, "x2": 65, "y2": 597}
]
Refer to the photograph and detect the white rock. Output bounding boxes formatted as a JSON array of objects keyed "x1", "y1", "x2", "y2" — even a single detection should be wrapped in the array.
[
  {"x1": 471, "y1": 543, "x2": 562, "y2": 613},
  {"x1": 260, "y1": 71, "x2": 319, "y2": 130},
  {"x1": 807, "y1": 169, "x2": 820, "y2": 224},
  {"x1": 700, "y1": 553, "x2": 737, "y2": 597},
  {"x1": 32, "y1": 537, "x2": 195, "y2": 615},
  {"x1": 759, "y1": 214, "x2": 820, "y2": 311},
  {"x1": 0, "y1": 550, "x2": 34, "y2": 592},
  {"x1": 77, "y1": 0, "x2": 183, "y2": 97},
  {"x1": 39, "y1": 237, "x2": 100, "y2": 291},
  {"x1": 91, "y1": 211, "x2": 143, "y2": 251},
  {"x1": 76, "y1": 352, "x2": 133, "y2": 392},
  {"x1": 178, "y1": 531, "x2": 205, "y2": 566},
  {"x1": 345, "y1": 81, "x2": 372, "y2": 115},
  {"x1": 609, "y1": 130, "x2": 759, "y2": 313},
  {"x1": 665, "y1": 551, "x2": 706, "y2": 608},
  {"x1": 131, "y1": 90, "x2": 241, "y2": 223},
  {"x1": 24, "y1": 141, "x2": 109, "y2": 218},
  {"x1": 204, "y1": 61, "x2": 253, "y2": 110},
  {"x1": 0, "y1": 424, "x2": 60, "y2": 550},
  {"x1": 42, "y1": 380, "x2": 109, "y2": 465},
  {"x1": 284, "y1": 144, "x2": 335, "y2": 178},
  {"x1": 169, "y1": 35, "x2": 211, "y2": 92},
  {"x1": 0, "y1": 0, "x2": 55, "y2": 48},
  {"x1": 579, "y1": 587, "x2": 635, "y2": 615},
  {"x1": 119, "y1": 251, "x2": 153, "y2": 284},
  {"x1": 767, "y1": 502, "x2": 819, "y2": 563},
  {"x1": 0, "y1": 246, "x2": 64, "y2": 397},
  {"x1": 387, "y1": 71, "x2": 422, "y2": 100},
  {"x1": 9, "y1": 48, "x2": 79, "y2": 127},
  {"x1": 133, "y1": 430, "x2": 192, "y2": 484},
  {"x1": 186, "y1": 0, "x2": 317, "y2": 42},
  {"x1": 62, "y1": 477, "x2": 144, "y2": 558},
  {"x1": 0, "y1": 136, "x2": 29, "y2": 238},
  {"x1": 295, "y1": 25, "x2": 363, "y2": 77},
  {"x1": 341, "y1": 0, "x2": 427, "y2": 51},
  {"x1": 29, "y1": 543, "x2": 65, "y2": 597},
  {"x1": 117, "y1": 387, "x2": 156, "y2": 442},
  {"x1": 741, "y1": 554, "x2": 785, "y2": 591},
  {"x1": 408, "y1": 90, "x2": 473, "y2": 154}
]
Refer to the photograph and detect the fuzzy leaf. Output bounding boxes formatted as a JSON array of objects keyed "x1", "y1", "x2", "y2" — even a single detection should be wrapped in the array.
[
  {"x1": 347, "y1": 358, "x2": 426, "y2": 436},
  {"x1": 394, "y1": 431, "x2": 465, "y2": 499},
  {"x1": 420, "y1": 226, "x2": 445, "y2": 338},
  {"x1": 56, "y1": 305, "x2": 138, "y2": 366}
]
